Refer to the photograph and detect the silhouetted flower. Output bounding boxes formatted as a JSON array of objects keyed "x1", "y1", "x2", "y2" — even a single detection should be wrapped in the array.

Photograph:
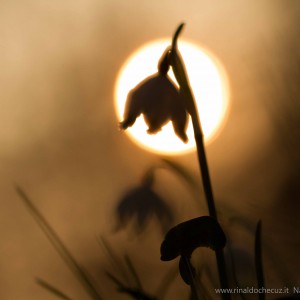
[
  {"x1": 115, "y1": 180, "x2": 174, "y2": 234},
  {"x1": 161, "y1": 216, "x2": 226, "y2": 261},
  {"x1": 160, "y1": 216, "x2": 226, "y2": 285},
  {"x1": 120, "y1": 52, "x2": 188, "y2": 143}
]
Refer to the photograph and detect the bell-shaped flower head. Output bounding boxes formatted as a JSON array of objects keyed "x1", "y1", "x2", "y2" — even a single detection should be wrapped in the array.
[
  {"x1": 120, "y1": 51, "x2": 188, "y2": 143},
  {"x1": 114, "y1": 172, "x2": 174, "y2": 234}
]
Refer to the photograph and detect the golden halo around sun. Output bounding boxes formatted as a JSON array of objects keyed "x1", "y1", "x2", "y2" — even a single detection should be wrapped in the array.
[{"x1": 115, "y1": 39, "x2": 230, "y2": 155}]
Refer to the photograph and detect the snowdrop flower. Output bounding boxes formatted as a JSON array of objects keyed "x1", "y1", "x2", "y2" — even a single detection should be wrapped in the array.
[
  {"x1": 120, "y1": 51, "x2": 188, "y2": 143},
  {"x1": 160, "y1": 216, "x2": 226, "y2": 261},
  {"x1": 160, "y1": 216, "x2": 226, "y2": 285}
]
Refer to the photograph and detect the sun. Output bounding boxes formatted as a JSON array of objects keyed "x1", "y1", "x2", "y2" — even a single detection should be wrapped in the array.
[{"x1": 114, "y1": 39, "x2": 230, "y2": 155}]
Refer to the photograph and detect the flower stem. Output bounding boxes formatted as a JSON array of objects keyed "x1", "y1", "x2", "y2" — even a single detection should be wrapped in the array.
[
  {"x1": 170, "y1": 23, "x2": 230, "y2": 300},
  {"x1": 183, "y1": 256, "x2": 200, "y2": 300}
]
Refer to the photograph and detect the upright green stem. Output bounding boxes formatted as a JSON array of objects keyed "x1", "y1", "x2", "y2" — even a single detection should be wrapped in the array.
[{"x1": 170, "y1": 23, "x2": 230, "y2": 300}]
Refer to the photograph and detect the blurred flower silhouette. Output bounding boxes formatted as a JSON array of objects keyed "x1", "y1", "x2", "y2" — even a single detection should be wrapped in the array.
[
  {"x1": 115, "y1": 172, "x2": 174, "y2": 234},
  {"x1": 120, "y1": 51, "x2": 188, "y2": 143}
]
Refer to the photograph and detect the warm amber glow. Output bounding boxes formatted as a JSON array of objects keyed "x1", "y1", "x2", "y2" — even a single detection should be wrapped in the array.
[{"x1": 115, "y1": 39, "x2": 230, "y2": 155}]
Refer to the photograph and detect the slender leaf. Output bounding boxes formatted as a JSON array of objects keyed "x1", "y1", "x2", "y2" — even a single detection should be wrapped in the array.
[
  {"x1": 124, "y1": 254, "x2": 143, "y2": 290},
  {"x1": 196, "y1": 278, "x2": 212, "y2": 300},
  {"x1": 105, "y1": 271, "x2": 125, "y2": 290},
  {"x1": 106, "y1": 271, "x2": 156, "y2": 300},
  {"x1": 16, "y1": 186, "x2": 102, "y2": 300},
  {"x1": 117, "y1": 287, "x2": 156, "y2": 300},
  {"x1": 36, "y1": 278, "x2": 73, "y2": 300},
  {"x1": 98, "y1": 237, "x2": 130, "y2": 285},
  {"x1": 161, "y1": 158, "x2": 199, "y2": 192},
  {"x1": 227, "y1": 243, "x2": 247, "y2": 300},
  {"x1": 155, "y1": 265, "x2": 178, "y2": 300}
]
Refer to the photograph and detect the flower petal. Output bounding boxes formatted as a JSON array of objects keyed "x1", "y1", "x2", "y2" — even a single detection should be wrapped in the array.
[
  {"x1": 120, "y1": 90, "x2": 142, "y2": 130},
  {"x1": 115, "y1": 185, "x2": 174, "y2": 234},
  {"x1": 171, "y1": 106, "x2": 188, "y2": 143}
]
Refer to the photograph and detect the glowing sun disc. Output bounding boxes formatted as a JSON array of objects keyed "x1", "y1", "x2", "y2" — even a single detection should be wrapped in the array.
[{"x1": 114, "y1": 39, "x2": 230, "y2": 155}]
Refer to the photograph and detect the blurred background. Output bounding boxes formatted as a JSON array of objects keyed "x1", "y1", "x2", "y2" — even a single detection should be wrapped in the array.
[{"x1": 0, "y1": 0, "x2": 299, "y2": 299}]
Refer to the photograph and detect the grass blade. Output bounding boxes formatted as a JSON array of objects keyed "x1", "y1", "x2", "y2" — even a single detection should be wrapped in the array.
[
  {"x1": 255, "y1": 220, "x2": 265, "y2": 300},
  {"x1": 36, "y1": 278, "x2": 73, "y2": 300},
  {"x1": 124, "y1": 254, "x2": 143, "y2": 290},
  {"x1": 161, "y1": 158, "x2": 199, "y2": 191},
  {"x1": 155, "y1": 265, "x2": 178, "y2": 300},
  {"x1": 106, "y1": 271, "x2": 156, "y2": 300},
  {"x1": 98, "y1": 237, "x2": 130, "y2": 285},
  {"x1": 16, "y1": 186, "x2": 102, "y2": 300},
  {"x1": 227, "y1": 242, "x2": 247, "y2": 300},
  {"x1": 105, "y1": 271, "x2": 125, "y2": 290}
]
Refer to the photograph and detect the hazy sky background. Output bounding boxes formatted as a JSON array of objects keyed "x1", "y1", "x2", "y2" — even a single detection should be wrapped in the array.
[{"x1": 0, "y1": 1, "x2": 299, "y2": 299}]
